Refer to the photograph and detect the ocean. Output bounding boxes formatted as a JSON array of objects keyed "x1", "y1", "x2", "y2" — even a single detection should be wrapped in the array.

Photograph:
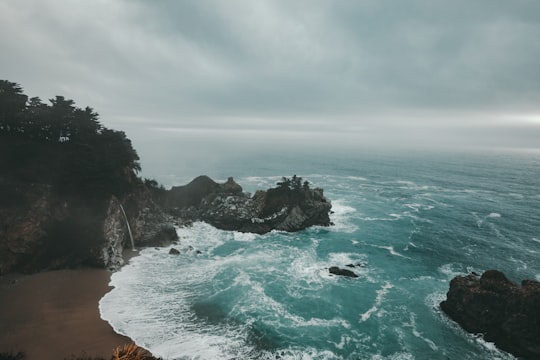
[{"x1": 99, "y1": 147, "x2": 540, "y2": 359}]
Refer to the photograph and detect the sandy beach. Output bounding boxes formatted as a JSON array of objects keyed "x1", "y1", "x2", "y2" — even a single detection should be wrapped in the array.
[{"x1": 0, "y1": 267, "x2": 132, "y2": 360}]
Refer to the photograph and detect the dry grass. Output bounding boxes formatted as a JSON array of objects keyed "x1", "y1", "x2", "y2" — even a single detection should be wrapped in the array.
[{"x1": 112, "y1": 343, "x2": 160, "y2": 360}]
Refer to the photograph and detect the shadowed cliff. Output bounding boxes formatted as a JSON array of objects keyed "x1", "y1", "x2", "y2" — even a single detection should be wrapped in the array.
[
  {"x1": 441, "y1": 270, "x2": 540, "y2": 359},
  {"x1": 0, "y1": 80, "x2": 176, "y2": 274}
]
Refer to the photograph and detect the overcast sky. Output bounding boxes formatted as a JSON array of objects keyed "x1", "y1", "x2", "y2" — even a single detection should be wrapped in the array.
[{"x1": 1, "y1": 0, "x2": 540, "y2": 155}]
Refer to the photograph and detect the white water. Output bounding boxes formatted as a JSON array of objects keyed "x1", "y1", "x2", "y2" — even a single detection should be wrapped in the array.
[{"x1": 100, "y1": 152, "x2": 540, "y2": 359}]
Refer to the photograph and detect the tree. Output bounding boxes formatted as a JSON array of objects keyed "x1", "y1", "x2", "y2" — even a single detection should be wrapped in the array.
[
  {"x1": 291, "y1": 174, "x2": 302, "y2": 190},
  {"x1": 48, "y1": 95, "x2": 76, "y2": 142},
  {"x1": 277, "y1": 176, "x2": 292, "y2": 189},
  {"x1": 23, "y1": 97, "x2": 50, "y2": 140},
  {"x1": 1, "y1": 79, "x2": 144, "y2": 198},
  {"x1": 276, "y1": 175, "x2": 309, "y2": 192},
  {"x1": 0, "y1": 80, "x2": 28, "y2": 134},
  {"x1": 71, "y1": 106, "x2": 102, "y2": 142}
]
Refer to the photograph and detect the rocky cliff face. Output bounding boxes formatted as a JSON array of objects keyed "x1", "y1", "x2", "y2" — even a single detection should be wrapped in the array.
[
  {"x1": 440, "y1": 270, "x2": 540, "y2": 359},
  {"x1": 0, "y1": 178, "x2": 177, "y2": 275},
  {"x1": 1, "y1": 174, "x2": 331, "y2": 274},
  {"x1": 164, "y1": 176, "x2": 332, "y2": 234}
]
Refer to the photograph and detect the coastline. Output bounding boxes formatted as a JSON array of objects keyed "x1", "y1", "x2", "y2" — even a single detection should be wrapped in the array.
[{"x1": 0, "y1": 250, "x2": 140, "y2": 360}]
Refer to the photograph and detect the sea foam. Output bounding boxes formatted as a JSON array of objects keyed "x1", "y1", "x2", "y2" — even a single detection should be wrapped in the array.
[{"x1": 99, "y1": 161, "x2": 538, "y2": 360}]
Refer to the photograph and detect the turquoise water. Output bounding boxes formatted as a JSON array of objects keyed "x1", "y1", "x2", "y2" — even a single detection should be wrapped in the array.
[{"x1": 100, "y1": 150, "x2": 540, "y2": 359}]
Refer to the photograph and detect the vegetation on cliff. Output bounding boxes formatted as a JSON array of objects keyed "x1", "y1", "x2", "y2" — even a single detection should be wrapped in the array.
[{"x1": 0, "y1": 80, "x2": 141, "y2": 199}]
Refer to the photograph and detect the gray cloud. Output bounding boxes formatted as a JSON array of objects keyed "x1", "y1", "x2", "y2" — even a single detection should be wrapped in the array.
[{"x1": 1, "y1": 0, "x2": 539, "y2": 152}]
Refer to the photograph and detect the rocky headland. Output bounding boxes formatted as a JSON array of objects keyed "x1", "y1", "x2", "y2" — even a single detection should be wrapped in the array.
[
  {"x1": 161, "y1": 175, "x2": 333, "y2": 234},
  {"x1": 441, "y1": 270, "x2": 540, "y2": 359},
  {"x1": 0, "y1": 172, "x2": 332, "y2": 275},
  {"x1": 0, "y1": 80, "x2": 332, "y2": 275},
  {"x1": 0, "y1": 80, "x2": 336, "y2": 275},
  {"x1": 0, "y1": 173, "x2": 178, "y2": 275}
]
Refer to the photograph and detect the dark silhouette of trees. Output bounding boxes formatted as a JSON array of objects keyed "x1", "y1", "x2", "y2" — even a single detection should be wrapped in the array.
[
  {"x1": 261, "y1": 175, "x2": 315, "y2": 217},
  {"x1": 276, "y1": 175, "x2": 310, "y2": 191},
  {"x1": 0, "y1": 80, "x2": 141, "y2": 198},
  {"x1": 0, "y1": 80, "x2": 27, "y2": 134}
]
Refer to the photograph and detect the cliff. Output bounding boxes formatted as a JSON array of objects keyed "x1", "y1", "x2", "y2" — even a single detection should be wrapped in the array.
[
  {"x1": 0, "y1": 173, "x2": 332, "y2": 274},
  {"x1": 0, "y1": 81, "x2": 332, "y2": 274},
  {"x1": 0, "y1": 80, "x2": 178, "y2": 274},
  {"x1": 162, "y1": 175, "x2": 333, "y2": 234},
  {"x1": 0, "y1": 175, "x2": 177, "y2": 275},
  {"x1": 440, "y1": 270, "x2": 540, "y2": 359}
]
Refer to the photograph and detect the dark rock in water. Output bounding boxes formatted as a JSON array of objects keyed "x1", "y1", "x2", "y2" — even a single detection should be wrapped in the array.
[
  {"x1": 440, "y1": 270, "x2": 540, "y2": 359},
  {"x1": 169, "y1": 248, "x2": 180, "y2": 255},
  {"x1": 329, "y1": 266, "x2": 358, "y2": 278},
  {"x1": 162, "y1": 175, "x2": 332, "y2": 234},
  {"x1": 346, "y1": 262, "x2": 367, "y2": 268}
]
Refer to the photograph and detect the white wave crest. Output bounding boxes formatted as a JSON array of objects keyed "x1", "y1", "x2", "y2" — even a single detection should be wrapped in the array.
[
  {"x1": 329, "y1": 199, "x2": 358, "y2": 233},
  {"x1": 360, "y1": 282, "x2": 394, "y2": 322}
]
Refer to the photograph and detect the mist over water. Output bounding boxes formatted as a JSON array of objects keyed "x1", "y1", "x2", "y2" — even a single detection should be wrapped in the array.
[{"x1": 100, "y1": 149, "x2": 540, "y2": 359}]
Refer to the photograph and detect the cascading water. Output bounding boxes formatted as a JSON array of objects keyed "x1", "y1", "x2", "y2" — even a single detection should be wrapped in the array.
[{"x1": 119, "y1": 203, "x2": 135, "y2": 251}]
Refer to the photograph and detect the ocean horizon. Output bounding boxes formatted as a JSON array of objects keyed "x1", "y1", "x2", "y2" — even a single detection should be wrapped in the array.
[{"x1": 100, "y1": 147, "x2": 540, "y2": 359}]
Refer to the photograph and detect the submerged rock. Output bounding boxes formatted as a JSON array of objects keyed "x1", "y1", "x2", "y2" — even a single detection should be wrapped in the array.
[
  {"x1": 329, "y1": 266, "x2": 359, "y2": 278},
  {"x1": 169, "y1": 248, "x2": 180, "y2": 255},
  {"x1": 440, "y1": 270, "x2": 540, "y2": 359}
]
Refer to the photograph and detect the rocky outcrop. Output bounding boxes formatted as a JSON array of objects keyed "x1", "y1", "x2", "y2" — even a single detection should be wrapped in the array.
[
  {"x1": 1, "y1": 170, "x2": 329, "y2": 274},
  {"x1": 329, "y1": 266, "x2": 358, "y2": 278},
  {"x1": 440, "y1": 270, "x2": 540, "y2": 359},
  {"x1": 89, "y1": 187, "x2": 178, "y2": 271},
  {"x1": 0, "y1": 179, "x2": 111, "y2": 274},
  {"x1": 0, "y1": 178, "x2": 178, "y2": 274},
  {"x1": 163, "y1": 176, "x2": 332, "y2": 234}
]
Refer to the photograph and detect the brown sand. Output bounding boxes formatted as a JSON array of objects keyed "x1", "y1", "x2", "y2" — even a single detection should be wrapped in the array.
[{"x1": 0, "y1": 267, "x2": 132, "y2": 360}]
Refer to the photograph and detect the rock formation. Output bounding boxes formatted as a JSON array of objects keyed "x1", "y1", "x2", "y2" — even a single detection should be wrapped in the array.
[
  {"x1": 0, "y1": 177, "x2": 178, "y2": 274},
  {"x1": 0, "y1": 82, "x2": 333, "y2": 275},
  {"x1": 0, "y1": 173, "x2": 332, "y2": 274},
  {"x1": 162, "y1": 175, "x2": 333, "y2": 234},
  {"x1": 329, "y1": 266, "x2": 358, "y2": 278},
  {"x1": 440, "y1": 270, "x2": 540, "y2": 359}
]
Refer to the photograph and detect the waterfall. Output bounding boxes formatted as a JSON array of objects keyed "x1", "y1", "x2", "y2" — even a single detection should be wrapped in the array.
[{"x1": 119, "y1": 203, "x2": 135, "y2": 251}]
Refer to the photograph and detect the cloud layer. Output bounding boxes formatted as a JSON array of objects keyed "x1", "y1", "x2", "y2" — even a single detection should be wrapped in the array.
[{"x1": 1, "y1": 0, "x2": 540, "y2": 151}]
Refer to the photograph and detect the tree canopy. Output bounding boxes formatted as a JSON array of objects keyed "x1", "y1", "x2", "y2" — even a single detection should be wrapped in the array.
[
  {"x1": 0, "y1": 80, "x2": 141, "y2": 198},
  {"x1": 276, "y1": 175, "x2": 310, "y2": 191}
]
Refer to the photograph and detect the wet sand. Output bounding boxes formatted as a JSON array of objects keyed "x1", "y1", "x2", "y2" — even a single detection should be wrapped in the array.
[{"x1": 0, "y1": 267, "x2": 132, "y2": 360}]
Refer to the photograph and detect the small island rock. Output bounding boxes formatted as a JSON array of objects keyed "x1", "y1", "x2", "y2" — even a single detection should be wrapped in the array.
[
  {"x1": 160, "y1": 175, "x2": 332, "y2": 234},
  {"x1": 329, "y1": 266, "x2": 359, "y2": 278},
  {"x1": 440, "y1": 270, "x2": 540, "y2": 359}
]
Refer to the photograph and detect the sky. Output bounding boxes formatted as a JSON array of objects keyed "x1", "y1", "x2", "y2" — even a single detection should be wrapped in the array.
[{"x1": 1, "y1": 0, "x2": 540, "y2": 160}]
